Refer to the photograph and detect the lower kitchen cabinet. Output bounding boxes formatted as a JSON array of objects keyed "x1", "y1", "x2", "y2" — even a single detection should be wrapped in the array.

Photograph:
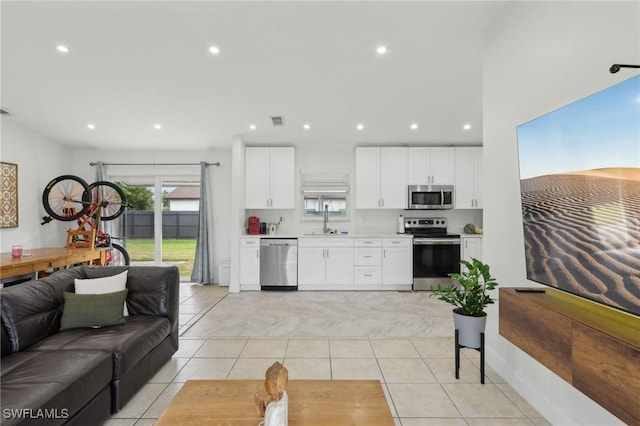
[
  {"x1": 382, "y1": 238, "x2": 412, "y2": 285},
  {"x1": 354, "y1": 238, "x2": 382, "y2": 285},
  {"x1": 298, "y1": 238, "x2": 354, "y2": 288},
  {"x1": 461, "y1": 235, "x2": 483, "y2": 272},
  {"x1": 239, "y1": 236, "x2": 413, "y2": 291},
  {"x1": 239, "y1": 237, "x2": 260, "y2": 290}
]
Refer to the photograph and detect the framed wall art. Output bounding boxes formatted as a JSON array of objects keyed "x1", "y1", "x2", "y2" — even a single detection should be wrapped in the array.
[{"x1": 1, "y1": 162, "x2": 18, "y2": 228}]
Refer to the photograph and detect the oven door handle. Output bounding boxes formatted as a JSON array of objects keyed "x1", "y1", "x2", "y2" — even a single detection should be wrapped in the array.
[{"x1": 414, "y1": 239, "x2": 461, "y2": 245}]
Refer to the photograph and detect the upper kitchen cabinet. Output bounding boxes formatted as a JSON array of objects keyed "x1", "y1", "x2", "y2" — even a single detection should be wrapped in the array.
[
  {"x1": 355, "y1": 147, "x2": 407, "y2": 209},
  {"x1": 407, "y1": 147, "x2": 455, "y2": 185},
  {"x1": 454, "y1": 147, "x2": 483, "y2": 209},
  {"x1": 245, "y1": 147, "x2": 295, "y2": 209}
]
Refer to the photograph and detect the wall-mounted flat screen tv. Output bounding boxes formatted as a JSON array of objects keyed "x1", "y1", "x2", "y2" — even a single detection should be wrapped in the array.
[{"x1": 517, "y1": 75, "x2": 640, "y2": 317}]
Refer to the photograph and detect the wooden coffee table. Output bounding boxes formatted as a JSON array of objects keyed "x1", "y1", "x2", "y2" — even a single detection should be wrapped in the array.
[{"x1": 156, "y1": 379, "x2": 395, "y2": 425}]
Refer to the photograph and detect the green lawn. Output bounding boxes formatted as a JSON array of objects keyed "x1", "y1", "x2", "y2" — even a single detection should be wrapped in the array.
[{"x1": 126, "y1": 239, "x2": 196, "y2": 277}]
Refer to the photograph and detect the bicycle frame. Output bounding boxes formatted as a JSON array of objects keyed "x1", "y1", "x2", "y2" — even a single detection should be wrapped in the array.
[{"x1": 72, "y1": 205, "x2": 120, "y2": 263}]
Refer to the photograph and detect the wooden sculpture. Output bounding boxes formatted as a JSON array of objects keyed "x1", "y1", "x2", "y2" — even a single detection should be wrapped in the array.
[{"x1": 254, "y1": 361, "x2": 289, "y2": 426}]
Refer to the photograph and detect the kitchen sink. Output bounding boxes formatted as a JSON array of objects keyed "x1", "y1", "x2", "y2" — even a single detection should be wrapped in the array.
[{"x1": 303, "y1": 231, "x2": 347, "y2": 236}]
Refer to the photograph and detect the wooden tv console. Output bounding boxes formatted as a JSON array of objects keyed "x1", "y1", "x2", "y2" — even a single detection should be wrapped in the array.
[{"x1": 499, "y1": 287, "x2": 639, "y2": 425}]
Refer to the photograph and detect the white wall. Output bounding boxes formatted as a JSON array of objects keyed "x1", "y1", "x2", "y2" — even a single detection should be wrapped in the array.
[
  {"x1": 483, "y1": 2, "x2": 639, "y2": 425},
  {"x1": 0, "y1": 120, "x2": 72, "y2": 251},
  {"x1": 70, "y1": 148, "x2": 232, "y2": 284}
]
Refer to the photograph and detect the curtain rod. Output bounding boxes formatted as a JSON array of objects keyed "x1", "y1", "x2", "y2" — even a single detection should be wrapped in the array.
[{"x1": 90, "y1": 162, "x2": 221, "y2": 167}]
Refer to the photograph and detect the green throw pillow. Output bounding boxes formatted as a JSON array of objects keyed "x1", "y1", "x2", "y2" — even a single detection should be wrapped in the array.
[{"x1": 60, "y1": 289, "x2": 128, "y2": 330}]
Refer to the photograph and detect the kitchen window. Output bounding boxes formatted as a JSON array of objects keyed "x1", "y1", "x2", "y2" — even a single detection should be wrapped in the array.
[
  {"x1": 303, "y1": 193, "x2": 348, "y2": 219},
  {"x1": 300, "y1": 173, "x2": 349, "y2": 220}
]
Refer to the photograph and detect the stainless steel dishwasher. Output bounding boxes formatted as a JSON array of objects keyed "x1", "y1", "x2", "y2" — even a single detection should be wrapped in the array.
[{"x1": 260, "y1": 238, "x2": 298, "y2": 290}]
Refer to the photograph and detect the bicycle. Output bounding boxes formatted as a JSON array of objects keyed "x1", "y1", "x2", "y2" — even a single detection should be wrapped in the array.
[{"x1": 41, "y1": 175, "x2": 131, "y2": 266}]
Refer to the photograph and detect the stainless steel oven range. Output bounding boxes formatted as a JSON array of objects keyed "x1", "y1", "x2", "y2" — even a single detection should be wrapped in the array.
[{"x1": 404, "y1": 217, "x2": 461, "y2": 291}]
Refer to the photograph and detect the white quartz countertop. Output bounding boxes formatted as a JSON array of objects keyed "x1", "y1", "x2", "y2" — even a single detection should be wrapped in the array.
[{"x1": 241, "y1": 231, "x2": 413, "y2": 239}]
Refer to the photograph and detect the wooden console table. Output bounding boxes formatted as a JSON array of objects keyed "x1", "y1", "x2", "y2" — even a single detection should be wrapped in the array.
[
  {"x1": 156, "y1": 379, "x2": 394, "y2": 426},
  {"x1": 0, "y1": 247, "x2": 107, "y2": 280}
]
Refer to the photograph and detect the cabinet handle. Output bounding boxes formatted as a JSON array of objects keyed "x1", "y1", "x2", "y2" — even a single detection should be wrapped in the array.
[
  {"x1": 364, "y1": 274, "x2": 373, "y2": 277},
  {"x1": 381, "y1": 199, "x2": 384, "y2": 207},
  {"x1": 363, "y1": 241, "x2": 372, "y2": 244},
  {"x1": 256, "y1": 249, "x2": 260, "y2": 258},
  {"x1": 326, "y1": 249, "x2": 329, "y2": 258},
  {"x1": 364, "y1": 255, "x2": 373, "y2": 258},
  {"x1": 383, "y1": 249, "x2": 386, "y2": 258}
]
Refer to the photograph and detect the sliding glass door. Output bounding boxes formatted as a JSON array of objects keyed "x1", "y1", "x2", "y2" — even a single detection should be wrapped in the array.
[{"x1": 116, "y1": 176, "x2": 199, "y2": 281}]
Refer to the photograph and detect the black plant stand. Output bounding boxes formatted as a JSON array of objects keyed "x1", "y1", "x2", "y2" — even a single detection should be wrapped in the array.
[{"x1": 454, "y1": 329, "x2": 485, "y2": 384}]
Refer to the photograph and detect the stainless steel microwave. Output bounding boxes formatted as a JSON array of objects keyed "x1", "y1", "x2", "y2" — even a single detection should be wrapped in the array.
[{"x1": 407, "y1": 185, "x2": 454, "y2": 210}]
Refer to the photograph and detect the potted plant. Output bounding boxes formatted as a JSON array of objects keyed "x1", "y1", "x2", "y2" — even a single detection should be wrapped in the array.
[{"x1": 429, "y1": 257, "x2": 499, "y2": 348}]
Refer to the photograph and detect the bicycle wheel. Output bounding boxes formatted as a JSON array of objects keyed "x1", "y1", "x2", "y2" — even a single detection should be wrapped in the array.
[
  {"x1": 89, "y1": 181, "x2": 127, "y2": 221},
  {"x1": 107, "y1": 243, "x2": 130, "y2": 266},
  {"x1": 42, "y1": 175, "x2": 91, "y2": 221}
]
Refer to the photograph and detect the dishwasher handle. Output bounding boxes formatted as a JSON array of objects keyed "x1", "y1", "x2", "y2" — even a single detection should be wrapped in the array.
[{"x1": 260, "y1": 239, "x2": 298, "y2": 247}]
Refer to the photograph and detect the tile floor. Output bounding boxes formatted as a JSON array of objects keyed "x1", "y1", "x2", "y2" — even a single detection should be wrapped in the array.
[{"x1": 105, "y1": 284, "x2": 550, "y2": 426}]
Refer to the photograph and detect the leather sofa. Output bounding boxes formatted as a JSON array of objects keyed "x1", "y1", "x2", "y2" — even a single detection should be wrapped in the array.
[{"x1": 0, "y1": 265, "x2": 180, "y2": 425}]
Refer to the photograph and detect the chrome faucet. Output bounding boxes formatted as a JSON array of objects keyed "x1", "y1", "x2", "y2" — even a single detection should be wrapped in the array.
[{"x1": 323, "y1": 204, "x2": 329, "y2": 234}]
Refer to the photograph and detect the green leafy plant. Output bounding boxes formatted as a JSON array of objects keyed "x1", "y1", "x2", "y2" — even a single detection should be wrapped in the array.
[{"x1": 429, "y1": 258, "x2": 499, "y2": 316}]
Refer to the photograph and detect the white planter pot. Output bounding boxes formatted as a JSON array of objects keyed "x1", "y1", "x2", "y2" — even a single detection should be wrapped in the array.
[{"x1": 453, "y1": 309, "x2": 487, "y2": 349}]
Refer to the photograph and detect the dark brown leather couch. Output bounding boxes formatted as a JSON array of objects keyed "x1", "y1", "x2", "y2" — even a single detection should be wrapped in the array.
[{"x1": 0, "y1": 265, "x2": 180, "y2": 425}]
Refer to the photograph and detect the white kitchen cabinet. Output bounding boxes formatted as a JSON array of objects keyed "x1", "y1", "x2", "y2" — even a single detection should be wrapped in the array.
[
  {"x1": 382, "y1": 238, "x2": 412, "y2": 285},
  {"x1": 325, "y1": 247, "x2": 355, "y2": 285},
  {"x1": 354, "y1": 238, "x2": 382, "y2": 285},
  {"x1": 297, "y1": 247, "x2": 326, "y2": 285},
  {"x1": 239, "y1": 237, "x2": 261, "y2": 289},
  {"x1": 245, "y1": 147, "x2": 295, "y2": 209},
  {"x1": 298, "y1": 238, "x2": 354, "y2": 287},
  {"x1": 355, "y1": 147, "x2": 407, "y2": 209},
  {"x1": 408, "y1": 147, "x2": 455, "y2": 185},
  {"x1": 461, "y1": 236, "x2": 483, "y2": 263},
  {"x1": 455, "y1": 147, "x2": 483, "y2": 209}
]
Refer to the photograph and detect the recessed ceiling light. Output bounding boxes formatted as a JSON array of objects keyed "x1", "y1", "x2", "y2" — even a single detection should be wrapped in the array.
[
  {"x1": 303, "y1": 124, "x2": 311, "y2": 130},
  {"x1": 249, "y1": 124, "x2": 256, "y2": 130},
  {"x1": 376, "y1": 45, "x2": 387, "y2": 55},
  {"x1": 410, "y1": 123, "x2": 418, "y2": 130},
  {"x1": 87, "y1": 123, "x2": 95, "y2": 130},
  {"x1": 154, "y1": 124, "x2": 162, "y2": 130},
  {"x1": 463, "y1": 124, "x2": 472, "y2": 130},
  {"x1": 356, "y1": 123, "x2": 365, "y2": 131},
  {"x1": 56, "y1": 45, "x2": 69, "y2": 53},
  {"x1": 208, "y1": 46, "x2": 220, "y2": 55}
]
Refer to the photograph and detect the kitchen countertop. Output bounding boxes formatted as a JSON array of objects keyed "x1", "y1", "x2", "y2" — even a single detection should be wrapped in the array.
[{"x1": 241, "y1": 231, "x2": 413, "y2": 239}]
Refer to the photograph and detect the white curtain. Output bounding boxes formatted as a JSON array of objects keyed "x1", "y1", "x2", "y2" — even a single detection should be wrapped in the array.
[{"x1": 191, "y1": 162, "x2": 212, "y2": 284}]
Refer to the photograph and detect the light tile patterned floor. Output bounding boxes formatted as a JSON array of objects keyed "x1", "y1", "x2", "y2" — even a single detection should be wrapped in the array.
[{"x1": 105, "y1": 284, "x2": 550, "y2": 426}]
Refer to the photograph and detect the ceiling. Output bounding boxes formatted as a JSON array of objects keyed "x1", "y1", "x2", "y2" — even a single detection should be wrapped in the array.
[{"x1": 1, "y1": 1, "x2": 505, "y2": 150}]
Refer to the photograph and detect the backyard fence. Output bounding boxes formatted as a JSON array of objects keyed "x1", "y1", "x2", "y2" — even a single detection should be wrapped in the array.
[{"x1": 125, "y1": 211, "x2": 198, "y2": 239}]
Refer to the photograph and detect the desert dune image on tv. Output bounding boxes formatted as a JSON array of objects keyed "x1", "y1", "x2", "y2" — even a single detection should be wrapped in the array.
[{"x1": 517, "y1": 75, "x2": 640, "y2": 316}]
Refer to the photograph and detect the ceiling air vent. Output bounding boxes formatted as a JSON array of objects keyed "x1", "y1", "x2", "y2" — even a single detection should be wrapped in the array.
[{"x1": 270, "y1": 116, "x2": 284, "y2": 126}]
